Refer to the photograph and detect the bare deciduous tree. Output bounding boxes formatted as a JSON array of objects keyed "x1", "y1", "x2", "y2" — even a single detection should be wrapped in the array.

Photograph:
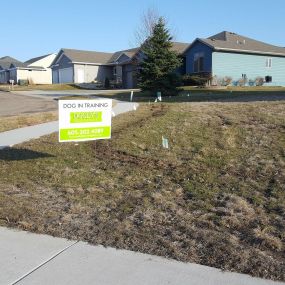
[
  {"x1": 131, "y1": 8, "x2": 177, "y2": 47},
  {"x1": 133, "y1": 8, "x2": 160, "y2": 46}
]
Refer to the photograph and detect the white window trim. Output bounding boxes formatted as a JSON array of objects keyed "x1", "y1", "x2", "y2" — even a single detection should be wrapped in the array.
[{"x1": 266, "y1": 58, "x2": 272, "y2": 68}]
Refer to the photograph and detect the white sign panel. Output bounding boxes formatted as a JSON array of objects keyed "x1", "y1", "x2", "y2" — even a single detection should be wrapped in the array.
[{"x1": 58, "y1": 99, "x2": 112, "y2": 142}]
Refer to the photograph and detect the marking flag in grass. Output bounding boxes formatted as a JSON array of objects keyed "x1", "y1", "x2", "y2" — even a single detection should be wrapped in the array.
[
  {"x1": 162, "y1": 136, "x2": 169, "y2": 149},
  {"x1": 157, "y1": 92, "x2": 162, "y2": 102}
]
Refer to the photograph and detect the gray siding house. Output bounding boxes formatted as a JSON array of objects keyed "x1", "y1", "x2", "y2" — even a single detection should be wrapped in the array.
[
  {"x1": 50, "y1": 48, "x2": 139, "y2": 88},
  {"x1": 0, "y1": 56, "x2": 22, "y2": 83},
  {"x1": 50, "y1": 43, "x2": 189, "y2": 88}
]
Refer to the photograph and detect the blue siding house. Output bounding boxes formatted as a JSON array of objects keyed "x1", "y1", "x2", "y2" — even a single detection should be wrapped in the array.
[{"x1": 184, "y1": 31, "x2": 285, "y2": 86}]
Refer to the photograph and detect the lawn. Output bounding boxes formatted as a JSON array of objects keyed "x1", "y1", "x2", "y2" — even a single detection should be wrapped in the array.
[
  {"x1": 0, "y1": 83, "x2": 81, "y2": 91},
  {"x1": 97, "y1": 86, "x2": 285, "y2": 103},
  {"x1": 0, "y1": 100, "x2": 284, "y2": 281},
  {"x1": 0, "y1": 111, "x2": 58, "y2": 132}
]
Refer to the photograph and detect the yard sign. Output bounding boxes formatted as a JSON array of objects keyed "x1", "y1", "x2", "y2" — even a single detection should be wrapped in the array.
[{"x1": 58, "y1": 99, "x2": 112, "y2": 142}]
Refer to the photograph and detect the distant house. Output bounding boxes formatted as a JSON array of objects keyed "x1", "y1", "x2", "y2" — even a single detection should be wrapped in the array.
[
  {"x1": 10, "y1": 53, "x2": 57, "y2": 84},
  {"x1": 0, "y1": 54, "x2": 57, "y2": 84},
  {"x1": 0, "y1": 56, "x2": 22, "y2": 83},
  {"x1": 184, "y1": 31, "x2": 285, "y2": 86},
  {"x1": 50, "y1": 43, "x2": 189, "y2": 88}
]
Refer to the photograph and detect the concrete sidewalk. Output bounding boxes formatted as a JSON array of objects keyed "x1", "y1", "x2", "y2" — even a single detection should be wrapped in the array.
[
  {"x1": 0, "y1": 227, "x2": 283, "y2": 285},
  {"x1": 0, "y1": 101, "x2": 138, "y2": 149}
]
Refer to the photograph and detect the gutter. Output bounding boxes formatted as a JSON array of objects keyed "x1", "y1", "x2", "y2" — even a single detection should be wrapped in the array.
[
  {"x1": 9, "y1": 67, "x2": 46, "y2": 71},
  {"x1": 71, "y1": 61, "x2": 106, "y2": 66},
  {"x1": 214, "y1": 47, "x2": 285, "y2": 57}
]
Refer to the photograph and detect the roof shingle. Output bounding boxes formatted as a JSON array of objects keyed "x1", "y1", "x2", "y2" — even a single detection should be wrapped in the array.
[
  {"x1": 0, "y1": 56, "x2": 24, "y2": 69},
  {"x1": 199, "y1": 31, "x2": 285, "y2": 56},
  {"x1": 55, "y1": 42, "x2": 190, "y2": 66},
  {"x1": 61, "y1": 48, "x2": 113, "y2": 64}
]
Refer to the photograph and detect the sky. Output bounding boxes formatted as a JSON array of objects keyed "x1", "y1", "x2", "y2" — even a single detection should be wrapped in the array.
[{"x1": 1, "y1": 0, "x2": 284, "y2": 61}]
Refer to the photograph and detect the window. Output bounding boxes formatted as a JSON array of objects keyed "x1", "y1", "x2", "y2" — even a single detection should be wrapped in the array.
[
  {"x1": 266, "y1": 58, "x2": 272, "y2": 68},
  {"x1": 265, "y1": 75, "x2": 272, "y2": 83},
  {"x1": 113, "y1": 67, "x2": 117, "y2": 76},
  {"x1": 193, "y1": 52, "x2": 205, "y2": 72}
]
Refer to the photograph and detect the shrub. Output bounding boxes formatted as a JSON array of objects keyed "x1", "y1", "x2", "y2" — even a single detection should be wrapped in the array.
[
  {"x1": 182, "y1": 73, "x2": 211, "y2": 87},
  {"x1": 221, "y1": 76, "x2": 232, "y2": 86},
  {"x1": 18, "y1": 79, "x2": 29, "y2": 86},
  {"x1": 28, "y1": 78, "x2": 34, "y2": 85},
  {"x1": 248, "y1": 79, "x2": 255, "y2": 86},
  {"x1": 255, "y1": 76, "x2": 264, "y2": 86},
  {"x1": 237, "y1": 77, "x2": 248, "y2": 86}
]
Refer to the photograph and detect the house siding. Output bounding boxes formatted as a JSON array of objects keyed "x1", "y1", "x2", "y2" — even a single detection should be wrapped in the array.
[
  {"x1": 16, "y1": 69, "x2": 52, "y2": 84},
  {"x1": 9, "y1": 69, "x2": 17, "y2": 82},
  {"x1": 74, "y1": 64, "x2": 98, "y2": 83},
  {"x1": 73, "y1": 64, "x2": 113, "y2": 83},
  {"x1": 122, "y1": 64, "x2": 137, "y2": 89},
  {"x1": 212, "y1": 52, "x2": 285, "y2": 86},
  {"x1": 116, "y1": 54, "x2": 130, "y2": 64},
  {"x1": 0, "y1": 70, "x2": 9, "y2": 83},
  {"x1": 54, "y1": 54, "x2": 73, "y2": 69},
  {"x1": 28, "y1": 54, "x2": 57, "y2": 69},
  {"x1": 52, "y1": 53, "x2": 74, "y2": 83},
  {"x1": 185, "y1": 41, "x2": 213, "y2": 74}
]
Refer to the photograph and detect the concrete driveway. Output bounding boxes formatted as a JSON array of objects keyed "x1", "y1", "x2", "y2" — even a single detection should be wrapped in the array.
[
  {"x1": 0, "y1": 91, "x2": 57, "y2": 117},
  {"x1": 0, "y1": 89, "x2": 135, "y2": 117},
  {"x1": 11, "y1": 89, "x2": 136, "y2": 99}
]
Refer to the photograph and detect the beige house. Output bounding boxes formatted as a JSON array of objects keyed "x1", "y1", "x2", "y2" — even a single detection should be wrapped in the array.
[
  {"x1": 11, "y1": 53, "x2": 57, "y2": 84},
  {"x1": 0, "y1": 53, "x2": 57, "y2": 84}
]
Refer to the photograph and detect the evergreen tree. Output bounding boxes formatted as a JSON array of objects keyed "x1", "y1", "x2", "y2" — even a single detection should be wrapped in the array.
[{"x1": 138, "y1": 17, "x2": 182, "y2": 95}]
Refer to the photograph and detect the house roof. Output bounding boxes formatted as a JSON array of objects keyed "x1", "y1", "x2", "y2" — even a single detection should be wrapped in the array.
[
  {"x1": 25, "y1": 54, "x2": 52, "y2": 65},
  {"x1": 10, "y1": 62, "x2": 28, "y2": 68},
  {"x1": 53, "y1": 42, "x2": 190, "y2": 67},
  {"x1": 0, "y1": 56, "x2": 23, "y2": 69},
  {"x1": 59, "y1": 48, "x2": 114, "y2": 64},
  {"x1": 107, "y1": 48, "x2": 140, "y2": 63},
  {"x1": 198, "y1": 31, "x2": 285, "y2": 56},
  {"x1": 171, "y1": 42, "x2": 190, "y2": 54}
]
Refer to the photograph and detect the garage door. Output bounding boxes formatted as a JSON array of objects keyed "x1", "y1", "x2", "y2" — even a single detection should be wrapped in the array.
[{"x1": 59, "y1": 68, "x2": 73, "y2": 83}]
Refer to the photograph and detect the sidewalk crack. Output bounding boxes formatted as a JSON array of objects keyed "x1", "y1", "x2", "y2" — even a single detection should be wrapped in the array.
[{"x1": 10, "y1": 240, "x2": 79, "y2": 285}]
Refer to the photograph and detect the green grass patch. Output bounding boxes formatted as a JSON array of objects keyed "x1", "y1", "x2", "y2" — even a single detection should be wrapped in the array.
[{"x1": 0, "y1": 101, "x2": 284, "y2": 281}]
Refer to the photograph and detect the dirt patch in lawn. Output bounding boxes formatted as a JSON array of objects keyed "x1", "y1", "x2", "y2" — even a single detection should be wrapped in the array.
[{"x1": 0, "y1": 102, "x2": 284, "y2": 281}]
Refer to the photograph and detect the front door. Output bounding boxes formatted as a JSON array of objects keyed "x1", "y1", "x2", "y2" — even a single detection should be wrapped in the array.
[{"x1": 126, "y1": 71, "x2": 133, "y2": 89}]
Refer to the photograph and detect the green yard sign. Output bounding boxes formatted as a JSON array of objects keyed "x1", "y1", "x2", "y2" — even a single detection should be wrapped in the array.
[{"x1": 58, "y1": 99, "x2": 112, "y2": 142}]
